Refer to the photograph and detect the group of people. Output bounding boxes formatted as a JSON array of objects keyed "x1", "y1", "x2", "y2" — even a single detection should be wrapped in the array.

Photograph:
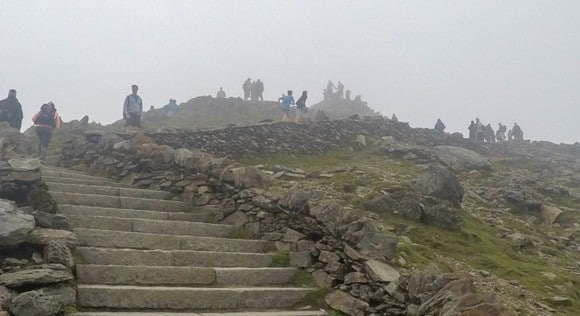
[
  {"x1": 434, "y1": 118, "x2": 525, "y2": 142},
  {"x1": 242, "y1": 78, "x2": 264, "y2": 102},
  {"x1": 467, "y1": 119, "x2": 524, "y2": 142},
  {"x1": 0, "y1": 89, "x2": 62, "y2": 162},
  {"x1": 278, "y1": 90, "x2": 308, "y2": 123}
]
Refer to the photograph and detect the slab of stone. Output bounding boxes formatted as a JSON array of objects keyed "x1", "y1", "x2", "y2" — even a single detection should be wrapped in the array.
[
  {"x1": 364, "y1": 259, "x2": 400, "y2": 283},
  {"x1": 312, "y1": 269, "x2": 336, "y2": 289},
  {"x1": 0, "y1": 265, "x2": 73, "y2": 288},
  {"x1": 289, "y1": 251, "x2": 313, "y2": 268},
  {"x1": 0, "y1": 208, "x2": 35, "y2": 248},
  {"x1": 8, "y1": 286, "x2": 75, "y2": 316},
  {"x1": 26, "y1": 228, "x2": 77, "y2": 246},
  {"x1": 344, "y1": 272, "x2": 368, "y2": 284},
  {"x1": 325, "y1": 290, "x2": 368, "y2": 316}
]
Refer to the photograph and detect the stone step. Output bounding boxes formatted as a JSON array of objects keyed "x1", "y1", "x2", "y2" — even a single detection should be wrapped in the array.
[
  {"x1": 76, "y1": 265, "x2": 296, "y2": 286},
  {"x1": 74, "y1": 229, "x2": 268, "y2": 253},
  {"x1": 43, "y1": 155, "x2": 61, "y2": 166},
  {"x1": 41, "y1": 169, "x2": 112, "y2": 181},
  {"x1": 47, "y1": 183, "x2": 170, "y2": 200},
  {"x1": 68, "y1": 215, "x2": 233, "y2": 237},
  {"x1": 43, "y1": 176, "x2": 124, "y2": 187},
  {"x1": 75, "y1": 247, "x2": 273, "y2": 268},
  {"x1": 74, "y1": 311, "x2": 327, "y2": 316},
  {"x1": 58, "y1": 205, "x2": 213, "y2": 223},
  {"x1": 51, "y1": 192, "x2": 191, "y2": 212},
  {"x1": 77, "y1": 285, "x2": 315, "y2": 310}
]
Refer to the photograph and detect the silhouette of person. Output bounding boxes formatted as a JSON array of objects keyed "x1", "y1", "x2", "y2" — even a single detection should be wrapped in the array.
[
  {"x1": 0, "y1": 89, "x2": 23, "y2": 130},
  {"x1": 278, "y1": 90, "x2": 295, "y2": 122},
  {"x1": 434, "y1": 119, "x2": 446, "y2": 133},
  {"x1": 242, "y1": 78, "x2": 252, "y2": 101},
  {"x1": 216, "y1": 87, "x2": 226, "y2": 99}
]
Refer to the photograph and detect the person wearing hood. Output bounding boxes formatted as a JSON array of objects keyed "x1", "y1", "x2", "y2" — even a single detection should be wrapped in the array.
[{"x1": 0, "y1": 89, "x2": 23, "y2": 131}]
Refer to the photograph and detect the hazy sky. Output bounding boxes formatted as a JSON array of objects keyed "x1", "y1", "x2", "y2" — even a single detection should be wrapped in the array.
[{"x1": 1, "y1": 0, "x2": 579, "y2": 143}]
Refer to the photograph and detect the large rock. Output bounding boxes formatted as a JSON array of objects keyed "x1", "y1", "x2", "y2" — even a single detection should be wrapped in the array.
[
  {"x1": 221, "y1": 166, "x2": 272, "y2": 189},
  {"x1": 174, "y1": 148, "x2": 195, "y2": 168},
  {"x1": 413, "y1": 166, "x2": 464, "y2": 205},
  {"x1": 30, "y1": 211, "x2": 71, "y2": 230},
  {"x1": 0, "y1": 286, "x2": 17, "y2": 308},
  {"x1": 0, "y1": 264, "x2": 74, "y2": 288},
  {"x1": 44, "y1": 241, "x2": 74, "y2": 269},
  {"x1": 26, "y1": 228, "x2": 77, "y2": 246},
  {"x1": 364, "y1": 259, "x2": 400, "y2": 283},
  {"x1": 325, "y1": 290, "x2": 368, "y2": 316},
  {"x1": 422, "y1": 204, "x2": 461, "y2": 230},
  {"x1": 8, "y1": 158, "x2": 42, "y2": 171},
  {"x1": 97, "y1": 133, "x2": 124, "y2": 151},
  {"x1": 434, "y1": 146, "x2": 491, "y2": 171},
  {"x1": 356, "y1": 232, "x2": 399, "y2": 261},
  {"x1": 8, "y1": 286, "x2": 76, "y2": 316},
  {"x1": 540, "y1": 205, "x2": 563, "y2": 225},
  {"x1": 0, "y1": 207, "x2": 35, "y2": 248},
  {"x1": 280, "y1": 185, "x2": 311, "y2": 214}
]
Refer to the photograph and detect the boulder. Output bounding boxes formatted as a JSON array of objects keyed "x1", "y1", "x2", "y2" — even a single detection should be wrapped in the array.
[
  {"x1": 364, "y1": 259, "x2": 400, "y2": 283},
  {"x1": 221, "y1": 166, "x2": 272, "y2": 189},
  {"x1": 434, "y1": 146, "x2": 491, "y2": 171},
  {"x1": 344, "y1": 272, "x2": 368, "y2": 284},
  {"x1": 413, "y1": 166, "x2": 464, "y2": 206},
  {"x1": 43, "y1": 241, "x2": 74, "y2": 269},
  {"x1": 8, "y1": 286, "x2": 76, "y2": 316},
  {"x1": 540, "y1": 205, "x2": 563, "y2": 225},
  {"x1": 174, "y1": 148, "x2": 194, "y2": 169},
  {"x1": 280, "y1": 185, "x2": 311, "y2": 214},
  {"x1": 221, "y1": 211, "x2": 249, "y2": 227},
  {"x1": 30, "y1": 211, "x2": 71, "y2": 230},
  {"x1": 356, "y1": 232, "x2": 399, "y2": 261},
  {"x1": 0, "y1": 286, "x2": 17, "y2": 308},
  {"x1": 312, "y1": 269, "x2": 336, "y2": 288},
  {"x1": 7, "y1": 158, "x2": 42, "y2": 171},
  {"x1": 422, "y1": 204, "x2": 461, "y2": 230},
  {"x1": 26, "y1": 228, "x2": 77, "y2": 246},
  {"x1": 289, "y1": 251, "x2": 313, "y2": 268},
  {"x1": 97, "y1": 133, "x2": 124, "y2": 151},
  {"x1": 0, "y1": 208, "x2": 35, "y2": 248},
  {"x1": 325, "y1": 290, "x2": 368, "y2": 316},
  {"x1": 0, "y1": 264, "x2": 73, "y2": 288}
]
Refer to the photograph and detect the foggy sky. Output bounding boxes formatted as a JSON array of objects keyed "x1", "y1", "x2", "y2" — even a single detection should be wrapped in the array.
[{"x1": 1, "y1": 0, "x2": 579, "y2": 143}]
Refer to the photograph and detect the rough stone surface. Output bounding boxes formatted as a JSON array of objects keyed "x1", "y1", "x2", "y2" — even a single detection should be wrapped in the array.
[
  {"x1": 30, "y1": 211, "x2": 71, "y2": 230},
  {"x1": 289, "y1": 251, "x2": 314, "y2": 268},
  {"x1": 364, "y1": 259, "x2": 401, "y2": 283},
  {"x1": 0, "y1": 286, "x2": 17, "y2": 308},
  {"x1": 413, "y1": 166, "x2": 464, "y2": 205},
  {"x1": 312, "y1": 269, "x2": 336, "y2": 289},
  {"x1": 434, "y1": 146, "x2": 491, "y2": 171},
  {"x1": 26, "y1": 228, "x2": 77, "y2": 246},
  {"x1": 0, "y1": 207, "x2": 35, "y2": 248},
  {"x1": 8, "y1": 286, "x2": 76, "y2": 316},
  {"x1": 43, "y1": 240, "x2": 74, "y2": 269},
  {"x1": 325, "y1": 290, "x2": 369, "y2": 316},
  {"x1": 0, "y1": 264, "x2": 74, "y2": 288}
]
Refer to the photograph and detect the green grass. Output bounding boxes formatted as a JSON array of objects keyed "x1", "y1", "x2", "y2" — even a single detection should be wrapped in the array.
[
  {"x1": 385, "y1": 211, "x2": 580, "y2": 313},
  {"x1": 271, "y1": 250, "x2": 290, "y2": 267},
  {"x1": 63, "y1": 305, "x2": 78, "y2": 315}
]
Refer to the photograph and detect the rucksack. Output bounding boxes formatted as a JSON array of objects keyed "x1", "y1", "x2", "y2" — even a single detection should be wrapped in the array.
[{"x1": 36, "y1": 110, "x2": 56, "y2": 128}]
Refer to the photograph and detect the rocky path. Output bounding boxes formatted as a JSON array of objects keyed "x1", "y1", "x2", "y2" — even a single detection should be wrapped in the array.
[{"x1": 41, "y1": 166, "x2": 325, "y2": 316}]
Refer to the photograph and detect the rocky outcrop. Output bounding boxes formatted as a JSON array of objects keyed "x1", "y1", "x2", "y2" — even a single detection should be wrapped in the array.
[
  {"x1": 434, "y1": 146, "x2": 492, "y2": 171},
  {"x1": 413, "y1": 166, "x2": 464, "y2": 206},
  {"x1": 8, "y1": 286, "x2": 75, "y2": 316},
  {"x1": 0, "y1": 206, "x2": 35, "y2": 248}
]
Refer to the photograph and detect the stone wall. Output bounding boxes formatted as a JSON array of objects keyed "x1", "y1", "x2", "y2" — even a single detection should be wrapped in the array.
[
  {"x1": 0, "y1": 126, "x2": 75, "y2": 316},
  {"x1": 59, "y1": 120, "x2": 510, "y2": 315}
]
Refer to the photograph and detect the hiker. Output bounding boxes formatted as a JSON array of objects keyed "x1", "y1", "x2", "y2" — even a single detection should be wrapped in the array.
[
  {"x1": 508, "y1": 129, "x2": 513, "y2": 140},
  {"x1": 468, "y1": 121, "x2": 476, "y2": 140},
  {"x1": 255, "y1": 79, "x2": 264, "y2": 101},
  {"x1": 164, "y1": 99, "x2": 177, "y2": 117},
  {"x1": 250, "y1": 80, "x2": 260, "y2": 102},
  {"x1": 434, "y1": 119, "x2": 446, "y2": 133},
  {"x1": 345, "y1": 90, "x2": 351, "y2": 101},
  {"x1": 496, "y1": 123, "x2": 507, "y2": 142},
  {"x1": 278, "y1": 90, "x2": 295, "y2": 122},
  {"x1": 354, "y1": 95, "x2": 362, "y2": 103},
  {"x1": 391, "y1": 114, "x2": 398, "y2": 122},
  {"x1": 512, "y1": 123, "x2": 524, "y2": 140},
  {"x1": 32, "y1": 102, "x2": 61, "y2": 162},
  {"x1": 216, "y1": 87, "x2": 226, "y2": 99},
  {"x1": 123, "y1": 85, "x2": 143, "y2": 132},
  {"x1": 336, "y1": 81, "x2": 344, "y2": 98},
  {"x1": 295, "y1": 91, "x2": 308, "y2": 123},
  {"x1": 475, "y1": 118, "x2": 485, "y2": 142},
  {"x1": 326, "y1": 80, "x2": 336, "y2": 96},
  {"x1": 484, "y1": 124, "x2": 496, "y2": 143},
  {"x1": 0, "y1": 89, "x2": 23, "y2": 131},
  {"x1": 242, "y1": 78, "x2": 252, "y2": 101}
]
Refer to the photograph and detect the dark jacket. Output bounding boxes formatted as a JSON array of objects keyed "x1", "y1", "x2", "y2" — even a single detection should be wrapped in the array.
[{"x1": 0, "y1": 96, "x2": 23, "y2": 130}]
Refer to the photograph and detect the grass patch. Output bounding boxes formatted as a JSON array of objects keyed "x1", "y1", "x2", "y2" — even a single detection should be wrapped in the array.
[
  {"x1": 226, "y1": 227, "x2": 256, "y2": 239},
  {"x1": 291, "y1": 269, "x2": 316, "y2": 287},
  {"x1": 63, "y1": 305, "x2": 78, "y2": 315},
  {"x1": 271, "y1": 250, "x2": 290, "y2": 267}
]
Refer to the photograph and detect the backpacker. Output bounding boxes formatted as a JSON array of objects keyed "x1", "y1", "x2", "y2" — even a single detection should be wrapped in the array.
[{"x1": 36, "y1": 110, "x2": 56, "y2": 128}]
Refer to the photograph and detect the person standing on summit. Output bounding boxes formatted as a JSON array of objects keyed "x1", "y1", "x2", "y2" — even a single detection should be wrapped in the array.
[
  {"x1": 32, "y1": 102, "x2": 61, "y2": 162},
  {"x1": 278, "y1": 90, "x2": 295, "y2": 122},
  {"x1": 123, "y1": 85, "x2": 143, "y2": 132},
  {"x1": 242, "y1": 78, "x2": 252, "y2": 101}
]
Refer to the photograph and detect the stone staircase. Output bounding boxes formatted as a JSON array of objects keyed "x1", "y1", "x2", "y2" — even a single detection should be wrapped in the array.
[{"x1": 41, "y1": 166, "x2": 326, "y2": 316}]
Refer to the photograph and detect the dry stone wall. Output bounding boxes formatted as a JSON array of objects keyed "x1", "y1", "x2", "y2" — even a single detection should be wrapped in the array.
[{"x1": 0, "y1": 126, "x2": 76, "y2": 316}]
